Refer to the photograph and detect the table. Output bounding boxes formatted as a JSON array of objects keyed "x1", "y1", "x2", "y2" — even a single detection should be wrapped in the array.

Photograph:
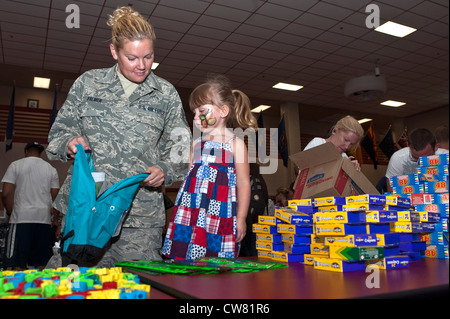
[{"x1": 128, "y1": 258, "x2": 449, "y2": 299}]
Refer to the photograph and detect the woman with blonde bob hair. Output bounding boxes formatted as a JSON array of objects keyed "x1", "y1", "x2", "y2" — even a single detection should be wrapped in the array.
[{"x1": 304, "y1": 115, "x2": 364, "y2": 171}]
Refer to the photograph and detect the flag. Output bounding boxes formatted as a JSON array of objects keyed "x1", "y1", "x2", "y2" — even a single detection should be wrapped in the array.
[
  {"x1": 5, "y1": 85, "x2": 15, "y2": 152},
  {"x1": 379, "y1": 127, "x2": 396, "y2": 159},
  {"x1": 361, "y1": 124, "x2": 378, "y2": 169},
  {"x1": 278, "y1": 115, "x2": 288, "y2": 167},
  {"x1": 50, "y1": 85, "x2": 58, "y2": 127},
  {"x1": 396, "y1": 127, "x2": 408, "y2": 149}
]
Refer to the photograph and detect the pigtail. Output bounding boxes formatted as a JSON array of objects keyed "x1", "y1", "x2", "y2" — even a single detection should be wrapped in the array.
[{"x1": 232, "y1": 90, "x2": 258, "y2": 131}]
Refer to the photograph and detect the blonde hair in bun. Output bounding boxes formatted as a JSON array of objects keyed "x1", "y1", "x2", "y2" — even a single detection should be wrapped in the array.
[{"x1": 107, "y1": 6, "x2": 156, "y2": 49}]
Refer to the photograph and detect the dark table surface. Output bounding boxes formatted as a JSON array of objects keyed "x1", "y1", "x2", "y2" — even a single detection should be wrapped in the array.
[{"x1": 129, "y1": 258, "x2": 449, "y2": 299}]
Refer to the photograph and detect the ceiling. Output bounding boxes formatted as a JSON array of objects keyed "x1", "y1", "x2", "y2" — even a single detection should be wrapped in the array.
[{"x1": 0, "y1": 0, "x2": 448, "y2": 126}]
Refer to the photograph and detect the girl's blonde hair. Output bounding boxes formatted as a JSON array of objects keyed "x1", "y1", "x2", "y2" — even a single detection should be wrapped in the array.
[
  {"x1": 107, "y1": 6, "x2": 156, "y2": 49},
  {"x1": 334, "y1": 115, "x2": 365, "y2": 152},
  {"x1": 189, "y1": 75, "x2": 258, "y2": 131}
]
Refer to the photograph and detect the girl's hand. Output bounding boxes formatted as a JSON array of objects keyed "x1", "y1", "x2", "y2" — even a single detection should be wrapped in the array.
[{"x1": 235, "y1": 218, "x2": 247, "y2": 243}]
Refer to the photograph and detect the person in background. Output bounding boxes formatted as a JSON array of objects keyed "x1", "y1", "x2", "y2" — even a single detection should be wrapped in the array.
[
  {"x1": 162, "y1": 75, "x2": 255, "y2": 260},
  {"x1": 46, "y1": 6, "x2": 191, "y2": 267},
  {"x1": 385, "y1": 128, "x2": 449, "y2": 192},
  {"x1": 275, "y1": 186, "x2": 293, "y2": 207},
  {"x1": 1, "y1": 142, "x2": 60, "y2": 270},
  {"x1": 303, "y1": 115, "x2": 364, "y2": 171},
  {"x1": 435, "y1": 124, "x2": 449, "y2": 151},
  {"x1": 240, "y1": 163, "x2": 269, "y2": 257}
]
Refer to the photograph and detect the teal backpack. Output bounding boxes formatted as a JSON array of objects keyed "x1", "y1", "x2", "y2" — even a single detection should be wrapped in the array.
[{"x1": 61, "y1": 144, "x2": 148, "y2": 262}]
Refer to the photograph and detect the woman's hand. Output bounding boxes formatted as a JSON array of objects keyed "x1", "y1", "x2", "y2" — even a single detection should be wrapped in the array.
[
  {"x1": 67, "y1": 136, "x2": 89, "y2": 158},
  {"x1": 143, "y1": 166, "x2": 165, "y2": 187},
  {"x1": 348, "y1": 156, "x2": 361, "y2": 172}
]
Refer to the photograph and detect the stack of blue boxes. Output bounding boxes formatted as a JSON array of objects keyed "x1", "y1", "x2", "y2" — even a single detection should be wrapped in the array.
[{"x1": 389, "y1": 153, "x2": 449, "y2": 259}]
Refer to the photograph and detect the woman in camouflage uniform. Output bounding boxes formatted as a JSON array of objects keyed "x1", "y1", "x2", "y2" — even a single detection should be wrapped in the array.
[{"x1": 47, "y1": 7, "x2": 191, "y2": 267}]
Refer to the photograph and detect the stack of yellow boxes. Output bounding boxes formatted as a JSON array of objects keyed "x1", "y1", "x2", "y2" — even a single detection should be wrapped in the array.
[
  {"x1": 255, "y1": 193, "x2": 440, "y2": 272},
  {"x1": 254, "y1": 199, "x2": 314, "y2": 263}
]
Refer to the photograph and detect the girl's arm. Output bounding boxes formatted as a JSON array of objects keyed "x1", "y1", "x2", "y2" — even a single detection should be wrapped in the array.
[{"x1": 233, "y1": 137, "x2": 251, "y2": 243}]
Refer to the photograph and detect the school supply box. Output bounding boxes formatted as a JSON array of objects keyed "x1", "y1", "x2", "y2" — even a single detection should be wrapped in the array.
[{"x1": 289, "y1": 142, "x2": 379, "y2": 199}]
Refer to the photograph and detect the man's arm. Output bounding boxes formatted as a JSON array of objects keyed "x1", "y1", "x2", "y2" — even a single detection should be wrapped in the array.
[{"x1": 1, "y1": 182, "x2": 15, "y2": 216}]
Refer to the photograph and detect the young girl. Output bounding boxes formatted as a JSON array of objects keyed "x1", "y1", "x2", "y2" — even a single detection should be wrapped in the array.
[{"x1": 162, "y1": 75, "x2": 257, "y2": 260}]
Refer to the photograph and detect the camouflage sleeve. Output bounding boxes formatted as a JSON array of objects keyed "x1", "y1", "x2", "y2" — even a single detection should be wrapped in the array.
[
  {"x1": 154, "y1": 88, "x2": 192, "y2": 186},
  {"x1": 46, "y1": 75, "x2": 85, "y2": 162}
]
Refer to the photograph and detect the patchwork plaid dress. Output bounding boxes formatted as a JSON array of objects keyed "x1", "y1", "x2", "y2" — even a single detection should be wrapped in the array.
[{"x1": 162, "y1": 136, "x2": 238, "y2": 260}]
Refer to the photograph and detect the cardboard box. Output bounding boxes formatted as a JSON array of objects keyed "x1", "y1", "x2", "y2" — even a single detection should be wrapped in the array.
[
  {"x1": 277, "y1": 224, "x2": 314, "y2": 235},
  {"x1": 272, "y1": 251, "x2": 305, "y2": 263},
  {"x1": 424, "y1": 181, "x2": 449, "y2": 193},
  {"x1": 366, "y1": 223, "x2": 391, "y2": 234},
  {"x1": 313, "y1": 196, "x2": 346, "y2": 206},
  {"x1": 257, "y1": 250, "x2": 273, "y2": 260},
  {"x1": 366, "y1": 211, "x2": 399, "y2": 223},
  {"x1": 423, "y1": 244, "x2": 449, "y2": 259},
  {"x1": 258, "y1": 215, "x2": 280, "y2": 226},
  {"x1": 421, "y1": 232, "x2": 449, "y2": 246},
  {"x1": 399, "y1": 241, "x2": 427, "y2": 252},
  {"x1": 385, "y1": 195, "x2": 412, "y2": 207},
  {"x1": 417, "y1": 165, "x2": 448, "y2": 176},
  {"x1": 274, "y1": 207, "x2": 314, "y2": 225},
  {"x1": 324, "y1": 234, "x2": 378, "y2": 247},
  {"x1": 315, "y1": 223, "x2": 367, "y2": 236},
  {"x1": 303, "y1": 254, "x2": 316, "y2": 265},
  {"x1": 421, "y1": 222, "x2": 436, "y2": 233},
  {"x1": 343, "y1": 204, "x2": 383, "y2": 212},
  {"x1": 389, "y1": 174, "x2": 419, "y2": 189},
  {"x1": 310, "y1": 243, "x2": 329, "y2": 256},
  {"x1": 369, "y1": 256, "x2": 410, "y2": 269},
  {"x1": 288, "y1": 199, "x2": 313, "y2": 207},
  {"x1": 255, "y1": 233, "x2": 282, "y2": 243},
  {"x1": 397, "y1": 211, "x2": 421, "y2": 222},
  {"x1": 252, "y1": 223, "x2": 278, "y2": 234},
  {"x1": 313, "y1": 257, "x2": 366, "y2": 272},
  {"x1": 317, "y1": 205, "x2": 344, "y2": 213},
  {"x1": 409, "y1": 193, "x2": 434, "y2": 205},
  {"x1": 393, "y1": 184, "x2": 424, "y2": 194},
  {"x1": 376, "y1": 233, "x2": 401, "y2": 246},
  {"x1": 284, "y1": 243, "x2": 311, "y2": 254},
  {"x1": 329, "y1": 246, "x2": 384, "y2": 261},
  {"x1": 415, "y1": 204, "x2": 449, "y2": 218},
  {"x1": 290, "y1": 142, "x2": 379, "y2": 199},
  {"x1": 416, "y1": 211, "x2": 441, "y2": 223},
  {"x1": 346, "y1": 194, "x2": 387, "y2": 205},
  {"x1": 391, "y1": 222, "x2": 423, "y2": 233},
  {"x1": 418, "y1": 153, "x2": 449, "y2": 167},
  {"x1": 256, "y1": 241, "x2": 284, "y2": 252},
  {"x1": 314, "y1": 211, "x2": 366, "y2": 224},
  {"x1": 418, "y1": 174, "x2": 448, "y2": 183},
  {"x1": 281, "y1": 234, "x2": 311, "y2": 245},
  {"x1": 432, "y1": 193, "x2": 449, "y2": 204}
]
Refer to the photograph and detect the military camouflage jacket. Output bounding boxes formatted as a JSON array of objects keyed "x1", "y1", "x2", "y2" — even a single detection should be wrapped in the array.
[{"x1": 47, "y1": 65, "x2": 191, "y2": 228}]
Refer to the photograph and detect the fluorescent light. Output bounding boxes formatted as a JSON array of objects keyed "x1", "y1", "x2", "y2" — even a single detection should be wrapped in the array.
[
  {"x1": 33, "y1": 77, "x2": 50, "y2": 89},
  {"x1": 273, "y1": 82, "x2": 303, "y2": 91},
  {"x1": 251, "y1": 105, "x2": 271, "y2": 113},
  {"x1": 358, "y1": 118, "x2": 373, "y2": 124},
  {"x1": 375, "y1": 21, "x2": 416, "y2": 38},
  {"x1": 151, "y1": 62, "x2": 159, "y2": 70},
  {"x1": 381, "y1": 100, "x2": 406, "y2": 107}
]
